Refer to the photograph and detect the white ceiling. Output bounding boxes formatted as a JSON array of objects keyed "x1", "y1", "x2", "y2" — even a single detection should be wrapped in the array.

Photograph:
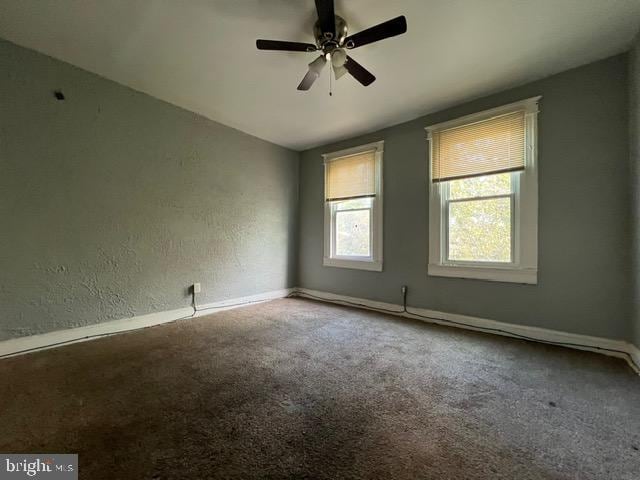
[{"x1": 1, "y1": 0, "x2": 639, "y2": 150}]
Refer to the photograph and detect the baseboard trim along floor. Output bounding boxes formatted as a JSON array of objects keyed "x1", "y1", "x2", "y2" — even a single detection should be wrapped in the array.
[
  {"x1": 2, "y1": 286, "x2": 638, "y2": 376},
  {"x1": 0, "y1": 288, "x2": 294, "y2": 359},
  {"x1": 292, "y1": 288, "x2": 640, "y2": 376}
]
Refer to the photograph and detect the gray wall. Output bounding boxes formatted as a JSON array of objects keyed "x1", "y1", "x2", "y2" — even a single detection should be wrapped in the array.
[
  {"x1": 0, "y1": 39, "x2": 299, "y2": 340},
  {"x1": 631, "y1": 31, "x2": 640, "y2": 348},
  {"x1": 299, "y1": 54, "x2": 631, "y2": 341}
]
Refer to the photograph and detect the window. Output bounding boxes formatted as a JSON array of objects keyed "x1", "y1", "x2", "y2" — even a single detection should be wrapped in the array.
[
  {"x1": 323, "y1": 141, "x2": 383, "y2": 271},
  {"x1": 426, "y1": 97, "x2": 540, "y2": 284}
]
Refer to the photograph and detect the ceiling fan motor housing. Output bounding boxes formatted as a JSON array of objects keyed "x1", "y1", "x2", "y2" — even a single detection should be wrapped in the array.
[{"x1": 314, "y1": 15, "x2": 348, "y2": 50}]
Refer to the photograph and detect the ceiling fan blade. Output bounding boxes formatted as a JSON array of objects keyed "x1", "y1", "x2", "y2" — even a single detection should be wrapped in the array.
[
  {"x1": 315, "y1": 0, "x2": 336, "y2": 38},
  {"x1": 297, "y1": 55, "x2": 327, "y2": 91},
  {"x1": 256, "y1": 39, "x2": 317, "y2": 52},
  {"x1": 344, "y1": 56, "x2": 376, "y2": 86},
  {"x1": 297, "y1": 70, "x2": 320, "y2": 91},
  {"x1": 344, "y1": 16, "x2": 407, "y2": 49}
]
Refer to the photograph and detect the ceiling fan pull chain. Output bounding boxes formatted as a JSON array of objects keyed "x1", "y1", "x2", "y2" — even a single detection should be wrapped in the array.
[{"x1": 329, "y1": 62, "x2": 333, "y2": 97}]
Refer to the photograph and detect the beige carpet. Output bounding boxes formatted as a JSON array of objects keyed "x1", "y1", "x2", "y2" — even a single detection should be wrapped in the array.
[{"x1": 1, "y1": 298, "x2": 639, "y2": 479}]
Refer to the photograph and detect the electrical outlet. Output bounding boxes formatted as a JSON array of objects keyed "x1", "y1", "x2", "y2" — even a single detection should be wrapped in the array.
[
  {"x1": 401, "y1": 285, "x2": 407, "y2": 295},
  {"x1": 193, "y1": 283, "x2": 201, "y2": 294}
]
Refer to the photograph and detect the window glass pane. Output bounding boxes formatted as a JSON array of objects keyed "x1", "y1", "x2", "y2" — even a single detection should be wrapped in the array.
[
  {"x1": 448, "y1": 172, "x2": 512, "y2": 200},
  {"x1": 335, "y1": 197, "x2": 373, "y2": 211},
  {"x1": 448, "y1": 197, "x2": 511, "y2": 262},
  {"x1": 336, "y1": 209, "x2": 370, "y2": 257}
]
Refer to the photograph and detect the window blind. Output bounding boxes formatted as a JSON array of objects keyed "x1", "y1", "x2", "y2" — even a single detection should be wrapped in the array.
[
  {"x1": 431, "y1": 111, "x2": 526, "y2": 182},
  {"x1": 325, "y1": 150, "x2": 376, "y2": 201}
]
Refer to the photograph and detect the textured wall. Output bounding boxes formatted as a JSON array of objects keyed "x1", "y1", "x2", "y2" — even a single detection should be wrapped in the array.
[
  {"x1": 299, "y1": 54, "x2": 631, "y2": 341},
  {"x1": 0, "y1": 39, "x2": 299, "y2": 340},
  {"x1": 631, "y1": 32, "x2": 640, "y2": 348}
]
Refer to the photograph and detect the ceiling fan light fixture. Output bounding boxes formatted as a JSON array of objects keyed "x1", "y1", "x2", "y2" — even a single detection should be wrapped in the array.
[
  {"x1": 333, "y1": 64, "x2": 348, "y2": 80},
  {"x1": 331, "y1": 48, "x2": 347, "y2": 68}
]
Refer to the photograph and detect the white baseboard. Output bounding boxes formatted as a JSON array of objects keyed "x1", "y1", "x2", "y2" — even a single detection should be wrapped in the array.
[
  {"x1": 629, "y1": 344, "x2": 640, "y2": 374},
  {"x1": 293, "y1": 288, "x2": 640, "y2": 376},
  {"x1": 194, "y1": 288, "x2": 293, "y2": 313},
  {"x1": 3, "y1": 286, "x2": 638, "y2": 377},
  {"x1": 0, "y1": 288, "x2": 293, "y2": 359}
]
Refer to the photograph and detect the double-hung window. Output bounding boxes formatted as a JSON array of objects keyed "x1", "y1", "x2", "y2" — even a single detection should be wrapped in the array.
[
  {"x1": 426, "y1": 97, "x2": 540, "y2": 284},
  {"x1": 323, "y1": 141, "x2": 383, "y2": 271}
]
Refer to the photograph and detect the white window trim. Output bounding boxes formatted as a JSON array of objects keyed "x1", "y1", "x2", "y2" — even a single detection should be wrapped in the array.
[
  {"x1": 323, "y1": 141, "x2": 384, "y2": 272},
  {"x1": 425, "y1": 97, "x2": 541, "y2": 284}
]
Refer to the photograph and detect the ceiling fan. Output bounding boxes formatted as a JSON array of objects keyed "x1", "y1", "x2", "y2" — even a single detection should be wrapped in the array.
[{"x1": 256, "y1": 0, "x2": 407, "y2": 91}]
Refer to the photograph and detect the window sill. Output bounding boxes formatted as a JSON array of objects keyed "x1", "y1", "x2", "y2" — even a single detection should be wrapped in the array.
[
  {"x1": 323, "y1": 257, "x2": 383, "y2": 272},
  {"x1": 428, "y1": 263, "x2": 537, "y2": 284}
]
